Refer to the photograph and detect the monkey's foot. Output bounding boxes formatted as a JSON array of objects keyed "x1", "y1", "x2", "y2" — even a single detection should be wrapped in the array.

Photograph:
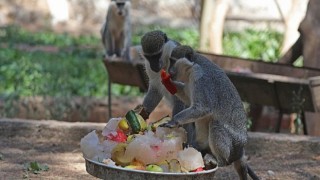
[
  {"x1": 203, "y1": 153, "x2": 218, "y2": 170},
  {"x1": 104, "y1": 54, "x2": 113, "y2": 59},
  {"x1": 159, "y1": 121, "x2": 179, "y2": 128}
]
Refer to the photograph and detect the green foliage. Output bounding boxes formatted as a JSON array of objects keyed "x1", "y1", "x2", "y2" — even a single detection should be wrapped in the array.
[
  {"x1": 0, "y1": 25, "x2": 284, "y2": 101},
  {"x1": 24, "y1": 161, "x2": 49, "y2": 174},
  {"x1": 0, "y1": 49, "x2": 106, "y2": 97},
  {"x1": 0, "y1": 26, "x2": 141, "y2": 98},
  {"x1": 1, "y1": 26, "x2": 99, "y2": 47},
  {"x1": 223, "y1": 29, "x2": 283, "y2": 62},
  {"x1": 0, "y1": 25, "x2": 286, "y2": 123},
  {"x1": 132, "y1": 26, "x2": 200, "y2": 48},
  {"x1": 134, "y1": 26, "x2": 283, "y2": 62}
]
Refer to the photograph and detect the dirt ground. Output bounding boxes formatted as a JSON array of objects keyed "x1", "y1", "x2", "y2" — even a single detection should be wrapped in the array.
[{"x1": 1, "y1": 118, "x2": 320, "y2": 180}]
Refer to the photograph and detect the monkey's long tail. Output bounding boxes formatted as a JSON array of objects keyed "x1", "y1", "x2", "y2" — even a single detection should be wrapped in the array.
[{"x1": 247, "y1": 165, "x2": 260, "y2": 180}]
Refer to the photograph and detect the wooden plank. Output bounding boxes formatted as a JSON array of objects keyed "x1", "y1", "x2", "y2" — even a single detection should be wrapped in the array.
[
  {"x1": 309, "y1": 76, "x2": 320, "y2": 112},
  {"x1": 101, "y1": 53, "x2": 320, "y2": 114},
  {"x1": 275, "y1": 81, "x2": 314, "y2": 112},
  {"x1": 305, "y1": 112, "x2": 320, "y2": 135},
  {"x1": 199, "y1": 51, "x2": 320, "y2": 78},
  {"x1": 102, "y1": 59, "x2": 148, "y2": 91},
  {"x1": 226, "y1": 72, "x2": 279, "y2": 107},
  {"x1": 227, "y1": 72, "x2": 317, "y2": 112}
]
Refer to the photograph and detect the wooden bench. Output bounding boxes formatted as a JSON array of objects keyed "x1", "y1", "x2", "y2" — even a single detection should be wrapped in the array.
[
  {"x1": 226, "y1": 72, "x2": 320, "y2": 134},
  {"x1": 200, "y1": 52, "x2": 320, "y2": 78},
  {"x1": 102, "y1": 58, "x2": 148, "y2": 119},
  {"x1": 102, "y1": 52, "x2": 320, "y2": 134}
]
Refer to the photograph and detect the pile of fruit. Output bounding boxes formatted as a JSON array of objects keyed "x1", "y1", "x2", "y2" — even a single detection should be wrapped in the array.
[{"x1": 80, "y1": 109, "x2": 205, "y2": 173}]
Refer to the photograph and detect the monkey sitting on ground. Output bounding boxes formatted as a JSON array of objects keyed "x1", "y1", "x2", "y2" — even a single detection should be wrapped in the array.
[
  {"x1": 139, "y1": 30, "x2": 196, "y2": 146},
  {"x1": 100, "y1": 0, "x2": 131, "y2": 61},
  {"x1": 162, "y1": 46, "x2": 259, "y2": 180}
]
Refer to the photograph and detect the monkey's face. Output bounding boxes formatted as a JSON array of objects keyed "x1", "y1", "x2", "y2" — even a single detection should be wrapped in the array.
[
  {"x1": 169, "y1": 45, "x2": 194, "y2": 80},
  {"x1": 111, "y1": 0, "x2": 130, "y2": 16},
  {"x1": 144, "y1": 52, "x2": 163, "y2": 72},
  {"x1": 141, "y1": 30, "x2": 168, "y2": 73}
]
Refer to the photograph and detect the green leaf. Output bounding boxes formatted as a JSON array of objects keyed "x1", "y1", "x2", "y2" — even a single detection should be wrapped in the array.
[
  {"x1": 30, "y1": 161, "x2": 41, "y2": 171},
  {"x1": 24, "y1": 161, "x2": 49, "y2": 174}
]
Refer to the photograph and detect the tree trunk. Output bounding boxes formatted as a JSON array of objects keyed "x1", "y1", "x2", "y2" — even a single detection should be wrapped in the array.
[
  {"x1": 209, "y1": 0, "x2": 230, "y2": 54},
  {"x1": 199, "y1": 0, "x2": 214, "y2": 51},
  {"x1": 280, "y1": 0, "x2": 306, "y2": 54}
]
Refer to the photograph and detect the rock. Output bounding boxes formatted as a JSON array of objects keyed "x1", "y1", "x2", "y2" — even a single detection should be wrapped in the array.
[{"x1": 267, "y1": 170, "x2": 275, "y2": 176}]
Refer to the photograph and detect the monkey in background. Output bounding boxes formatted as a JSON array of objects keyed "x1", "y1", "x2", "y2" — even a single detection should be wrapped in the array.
[
  {"x1": 101, "y1": 0, "x2": 131, "y2": 61},
  {"x1": 139, "y1": 30, "x2": 197, "y2": 147},
  {"x1": 162, "y1": 45, "x2": 259, "y2": 180}
]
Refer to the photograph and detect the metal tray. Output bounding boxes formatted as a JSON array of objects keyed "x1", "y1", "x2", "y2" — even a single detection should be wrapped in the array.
[{"x1": 85, "y1": 158, "x2": 217, "y2": 180}]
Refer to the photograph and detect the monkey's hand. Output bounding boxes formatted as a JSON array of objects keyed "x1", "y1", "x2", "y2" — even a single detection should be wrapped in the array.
[
  {"x1": 133, "y1": 104, "x2": 149, "y2": 120},
  {"x1": 203, "y1": 154, "x2": 218, "y2": 169},
  {"x1": 171, "y1": 80, "x2": 185, "y2": 92},
  {"x1": 159, "y1": 120, "x2": 179, "y2": 128}
]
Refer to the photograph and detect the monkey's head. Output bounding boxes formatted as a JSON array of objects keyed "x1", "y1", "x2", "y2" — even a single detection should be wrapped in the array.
[
  {"x1": 172, "y1": 58, "x2": 195, "y2": 82},
  {"x1": 170, "y1": 45, "x2": 194, "y2": 61},
  {"x1": 169, "y1": 45, "x2": 194, "y2": 79},
  {"x1": 141, "y1": 30, "x2": 168, "y2": 72},
  {"x1": 111, "y1": 0, "x2": 130, "y2": 16}
]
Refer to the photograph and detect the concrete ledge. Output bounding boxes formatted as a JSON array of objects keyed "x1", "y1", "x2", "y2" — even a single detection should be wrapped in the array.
[{"x1": 0, "y1": 118, "x2": 105, "y2": 143}]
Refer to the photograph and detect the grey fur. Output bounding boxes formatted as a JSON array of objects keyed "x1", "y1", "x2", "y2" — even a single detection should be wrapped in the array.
[
  {"x1": 140, "y1": 31, "x2": 196, "y2": 146},
  {"x1": 140, "y1": 30, "x2": 182, "y2": 115},
  {"x1": 100, "y1": 0, "x2": 131, "y2": 61},
  {"x1": 164, "y1": 45, "x2": 259, "y2": 180}
]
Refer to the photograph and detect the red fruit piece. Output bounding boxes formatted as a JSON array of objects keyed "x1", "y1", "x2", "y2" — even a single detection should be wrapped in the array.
[
  {"x1": 191, "y1": 167, "x2": 204, "y2": 172},
  {"x1": 106, "y1": 129, "x2": 127, "y2": 142},
  {"x1": 160, "y1": 69, "x2": 177, "y2": 95}
]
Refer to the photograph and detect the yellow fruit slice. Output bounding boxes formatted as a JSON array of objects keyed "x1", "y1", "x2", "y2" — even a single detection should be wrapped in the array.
[
  {"x1": 124, "y1": 165, "x2": 146, "y2": 170},
  {"x1": 130, "y1": 158, "x2": 145, "y2": 167},
  {"x1": 136, "y1": 113, "x2": 147, "y2": 131},
  {"x1": 146, "y1": 164, "x2": 164, "y2": 172},
  {"x1": 118, "y1": 118, "x2": 129, "y2": 131},
  {"x1": 156, "y1": 160, "x2": 170, "y2": 172},
  {"x1": 169, "y1": 159, "x2": 182, "y2": 173},
  {"x1": 126, "y1": 134, "x2": 136, "y2": 143},
  {"x1": 111, "y1": 143, "x2": 132, "y2": 166},
  {"x1": 151, "y1": 116, "x2": 171, "y2": 131}
]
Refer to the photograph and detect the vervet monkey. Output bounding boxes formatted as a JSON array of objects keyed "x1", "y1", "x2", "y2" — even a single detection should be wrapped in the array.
[
  {"x1": 163, "y1": 46, "x2": 259, "y2": 180},
  {"x1": 140, "y1": 30, "x2": 196, "y2": 146},
  {"x1": 140, "y1": 30, "x2": 182, "y2": 116},
  {"x1": 101, "y1": 0, "x2": 131, "y2": 61}
]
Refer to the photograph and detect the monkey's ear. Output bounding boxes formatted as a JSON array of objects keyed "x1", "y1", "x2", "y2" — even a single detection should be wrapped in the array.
[
  {"x1": 163, "y1": 33, "x2": 168, "y2": 43},
  {"x1": 186, "y1": 51, "x2": 193, "y2": 60}
]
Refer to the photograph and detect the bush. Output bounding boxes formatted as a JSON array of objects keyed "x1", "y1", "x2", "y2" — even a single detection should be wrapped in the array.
[
  {"x1": 0, "y1": 26, "x2": 142, "y2": 98},
  {"x1": 223, "y1": 29, "x2": 283, "y2": 61},
  {"x1": 0, "y1": 26, "x2": 284, "y2": 99}
]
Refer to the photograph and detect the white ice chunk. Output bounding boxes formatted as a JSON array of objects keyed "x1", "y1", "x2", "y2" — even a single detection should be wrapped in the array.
[{"x1": 177, "y1": 147, "x2": 204, "y2": 171}]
